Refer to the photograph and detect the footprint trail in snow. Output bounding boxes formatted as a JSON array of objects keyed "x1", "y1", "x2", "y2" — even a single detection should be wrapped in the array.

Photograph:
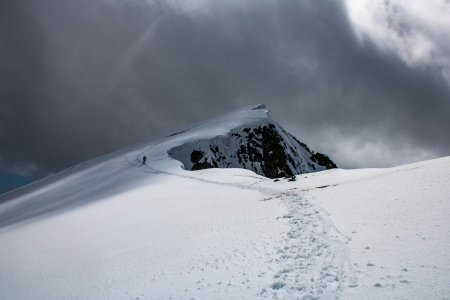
[{"x1": 143, "y1": 158, "x2": 355, "y2": 299}]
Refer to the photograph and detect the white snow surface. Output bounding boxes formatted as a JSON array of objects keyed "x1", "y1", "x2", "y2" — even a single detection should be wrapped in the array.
[{"x1": 1, "y1": 105, "x2": 450, "y2": 299}]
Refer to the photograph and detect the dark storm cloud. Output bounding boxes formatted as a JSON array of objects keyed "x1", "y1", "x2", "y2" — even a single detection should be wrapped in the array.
[{"x1": 1, "y1": 0, "x2": 449, "y2": 177}]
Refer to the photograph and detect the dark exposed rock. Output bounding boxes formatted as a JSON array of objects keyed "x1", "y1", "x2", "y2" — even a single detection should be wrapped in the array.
[
  {"x1": 310, "y1": 152, "x2": 337, "y2": 169},
  {"x1": 190, "y1": 150, "x2": 204, "y2": 164},
  {"x1": 259, "y1": 124, "x2": 294, "y2": 178},
  {"x1": 169, "y1": 121, "x2": 337, "y2": 178},
  {"x1": 190, "y1": 150, "x2": 215, "y2": 170}
]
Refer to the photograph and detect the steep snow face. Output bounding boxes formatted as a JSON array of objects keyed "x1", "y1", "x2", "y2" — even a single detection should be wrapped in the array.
[{"x1": 168, "y1": 104, "x2": 336, "y2": 178}]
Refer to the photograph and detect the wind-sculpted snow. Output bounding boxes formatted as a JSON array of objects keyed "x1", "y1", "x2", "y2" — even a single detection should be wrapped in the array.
[
  {"x1": 0, "y1": 105, "x2": 334, "y2": 229},
  {"x1": 168, "y1": 122, "x2": 316, "y2": 179},
  {"x1": 0, "y1": 160, "x2": 352, "y2": 299},
  {"x1": 2, "y1": 153, "x2": 449, "y2": 299},
  {"x1": 168, "y1": 108, "x2": 336, "y2": 178},
  {"x1": 0, "y1": 105, "x2": 449, "y2": 299}
]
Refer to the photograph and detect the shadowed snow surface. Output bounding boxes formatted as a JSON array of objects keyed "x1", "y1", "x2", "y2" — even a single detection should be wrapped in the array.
[{"x1": 1, "y1": 105, "x2": 449, "y2": 299}]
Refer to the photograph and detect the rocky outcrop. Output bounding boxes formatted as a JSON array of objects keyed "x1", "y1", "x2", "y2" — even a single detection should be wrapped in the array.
[
  {"x1": 168, "y1": 120, "x2": 337, "y2": 178},
  {"x1": 310, "y1": 152, "x2": 337, "y2": 170},
  {"x1": 190, "y1": 150, "x2": 215, "y2": 170}
]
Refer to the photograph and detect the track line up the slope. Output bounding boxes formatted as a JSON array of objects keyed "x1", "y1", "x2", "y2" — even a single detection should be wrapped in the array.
[{"x1": 140, "y1": 159, "x2": 355, "y2": 299}]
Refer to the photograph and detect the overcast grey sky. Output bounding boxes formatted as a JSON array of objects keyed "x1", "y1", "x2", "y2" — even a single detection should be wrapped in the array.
[{"x1": 1, "y1": 0, "x2": 449, "y2": 181}]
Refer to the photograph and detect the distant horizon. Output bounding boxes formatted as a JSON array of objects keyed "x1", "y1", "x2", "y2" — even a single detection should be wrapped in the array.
[
  {"x1": 1, "y1": 102, "x2": 447, "y2": 196},
  {"x1": 1, "y1": 0, "x2": 449, "y2": 192}
]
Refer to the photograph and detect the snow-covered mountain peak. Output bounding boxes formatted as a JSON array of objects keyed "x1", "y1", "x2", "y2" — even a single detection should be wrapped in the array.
[
  {"x1": 1, "y1": 104, "x2": 449, "y2": 300},
  {"x1": 162, "y1": 104, "x2": 336, "y2": 178},
  {"x1": 167, "y1": 103, "x2": 271, "y2": 137},
  {"x1": 0, "y1": 104, "x2": 335, "y2": 228}
]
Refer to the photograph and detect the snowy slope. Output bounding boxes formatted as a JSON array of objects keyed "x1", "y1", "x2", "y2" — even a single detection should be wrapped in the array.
[
  {"x1": 0, "y1": 104, "x2": 331, "y2": 229},
  {"x1": 301, "y1": 159, "x2": 450, "y2": 300},
  {"x1": 255, "y1": 157, "x2": 450, "y2": 299},
  {"x1": 1, "y1": 105, "x2": 449, "y2": 299},
  {"x1": 0, "y1": 168, "x2": 291, "y2": 299}
]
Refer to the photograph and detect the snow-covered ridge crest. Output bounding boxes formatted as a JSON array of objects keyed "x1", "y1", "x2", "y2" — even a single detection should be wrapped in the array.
[
  {"x1": 166, "y1": 104, "x2": 336, "y2": 178},
  {"x1": 1, "y1": 103, "x2": 449, "y2": 299},
  {"x1": 0, "y1": 104, "x2": 334, "y2": 229}
]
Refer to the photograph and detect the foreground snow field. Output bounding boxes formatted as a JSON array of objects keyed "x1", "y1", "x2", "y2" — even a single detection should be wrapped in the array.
[
  {"x1": 1, "y1": 106, "x2": 449, "y2": 299},
  {"x1": 1, "y1": 158, "x2": 449, "y2": 299},
  {"x1": 261, "y1": 157, "x2": 450, "y2": 300}
]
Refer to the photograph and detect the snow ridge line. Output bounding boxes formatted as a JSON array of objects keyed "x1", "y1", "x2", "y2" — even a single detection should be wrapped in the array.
[{"x1": 140, "y1": 159, "x2": 354, "y2": 299}]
